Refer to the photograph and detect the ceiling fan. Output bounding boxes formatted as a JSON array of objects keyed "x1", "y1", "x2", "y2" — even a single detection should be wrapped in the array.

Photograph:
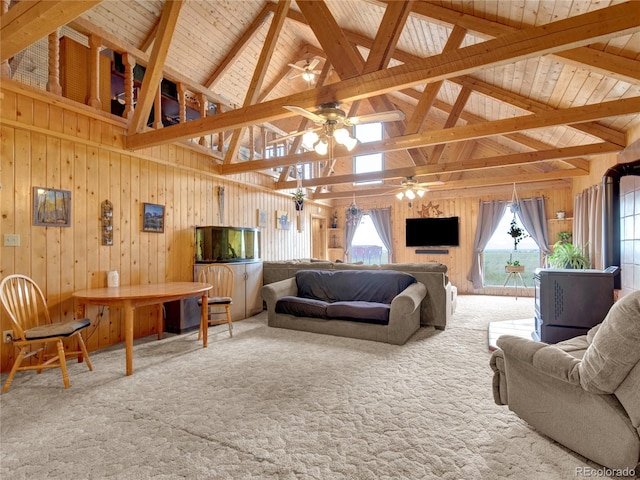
[
  {"x1": 393, "y1": 176, "x2": 444, "y2": 200},
  {"x1": 278, "y1": 102, "x2": 405, "y2": 154},
  {"x1": 288, "y1": 59, "x2": 321, "y2": 82}
]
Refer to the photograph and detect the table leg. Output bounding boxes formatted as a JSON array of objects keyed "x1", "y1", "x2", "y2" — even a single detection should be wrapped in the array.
[
  {"x1": 124, "y1": 300, "x2": 134, "y2": 376},
  {"x1": 156, "y1": 303, "x2": 164, "y2": 340},
  {"x1": 201, "y1": 293, "x2": 208, "y2": 348}
]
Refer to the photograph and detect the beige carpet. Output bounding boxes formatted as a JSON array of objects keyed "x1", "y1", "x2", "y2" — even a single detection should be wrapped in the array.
[{"x1": 0, "y1": 295, "x2": 624, "y2": 479}]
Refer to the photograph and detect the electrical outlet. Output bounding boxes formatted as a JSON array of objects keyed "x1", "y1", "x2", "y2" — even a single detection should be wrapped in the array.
[{"x1": 3, "y1": 330, "x2": 13, "y2": 343}]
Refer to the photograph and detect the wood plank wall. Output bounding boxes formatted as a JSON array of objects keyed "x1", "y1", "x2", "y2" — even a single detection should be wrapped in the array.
[
  {"x1": 0, "y1": 80, "x2": 328, "y2": 372},
  {"x1": 0, "y1": 79, "x2": 618, "y2": 373},
  {"x1": 331, "y1": 180, "x2": 575, "y2": 298}
]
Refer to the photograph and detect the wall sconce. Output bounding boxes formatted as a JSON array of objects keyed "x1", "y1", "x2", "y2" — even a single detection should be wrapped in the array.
[{"x1": 101, "y1": 199, "x2": 113, "y2": 246}]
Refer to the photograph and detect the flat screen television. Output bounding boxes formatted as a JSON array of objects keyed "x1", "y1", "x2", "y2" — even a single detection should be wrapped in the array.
[{"x1": 405, "y1": 216, "x2": 460, "y2": 247}]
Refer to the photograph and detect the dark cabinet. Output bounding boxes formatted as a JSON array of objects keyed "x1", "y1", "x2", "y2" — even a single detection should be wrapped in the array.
[{"x1": 533, "y1": 267, "x2": 619, "y2": 343}]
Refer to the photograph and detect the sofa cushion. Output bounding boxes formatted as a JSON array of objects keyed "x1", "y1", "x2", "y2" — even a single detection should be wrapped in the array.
[
  {"x1": 275, "y1": 296, "x2": 329, "y2": 318},
  {"x1": 326, "y1": 301, "x2": 390, "y2": 324},
  {"x1": 295, "y1": 270, "x2": 416, "y2": 304}
]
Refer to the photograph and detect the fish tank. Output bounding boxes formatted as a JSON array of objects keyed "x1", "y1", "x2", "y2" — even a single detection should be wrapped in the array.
[{"x1": 194, "y1": 226, "x2": 261, "y2": 263}]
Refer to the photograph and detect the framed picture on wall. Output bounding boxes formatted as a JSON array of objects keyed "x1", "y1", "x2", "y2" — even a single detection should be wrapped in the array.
[
  {"x1": 32, "y1": 187, "x2": 71, "y2": 227},
  {"x1": 257, "y1": 209, "x2": 267, "y2": 228},
  {"x1": 142, "y1": 203, "x2": 165, "y2": 233},
  {"x1": 276, "y1": 210, "x2": 290, "y2": 230}
]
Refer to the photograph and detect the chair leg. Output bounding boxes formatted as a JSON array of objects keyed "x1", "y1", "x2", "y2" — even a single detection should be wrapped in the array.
[
  {"x1": 2, "y1": 347, "x2": 27, "y2": 394},
  {"x1": 75, "y1": 332, "x2": 93, "y2": 371},
  {"x1": 56, "y1": 339, "x2": 70, "y2": 389},
  {"x1": 226, "y1": 306, "x2": 233, "y2": 338}
]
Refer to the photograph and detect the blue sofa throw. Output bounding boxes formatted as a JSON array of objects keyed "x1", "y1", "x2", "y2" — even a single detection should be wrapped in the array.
[{"x1": 275, "y1": 270, "x2": 417, "y2": 325}]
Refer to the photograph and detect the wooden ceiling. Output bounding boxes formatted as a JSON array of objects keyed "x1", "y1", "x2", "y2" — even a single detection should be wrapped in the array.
[{"x1": 4, "y1": 0, "x2": 640, "y2": 200}]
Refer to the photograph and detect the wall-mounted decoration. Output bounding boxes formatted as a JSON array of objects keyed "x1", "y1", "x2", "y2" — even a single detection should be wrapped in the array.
[
  {"x1": 142, "y1": 203, "x2": 165, "y2": 233},
  {"x1": 33, "y1": 187, "x2": 71, "y2": 227},
  {"x1": 218, "y1": 186, "x2": 225, "y2": 225},
  {"x1": 101, "y1": 199, "x2": 113, "y2": 245},
  {"x1": 418, "y1": 201, "x2": 443, "y2": 218},
  {"x1": 257, "y1": 209, "x2": 267, "y2": 228},
  {"x1": 276, "y1": 210, "x2": 290, "y2": 230}
]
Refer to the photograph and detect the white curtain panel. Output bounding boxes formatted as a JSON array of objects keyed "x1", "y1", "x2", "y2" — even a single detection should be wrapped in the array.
[{"x1": 574, "y1": 185, "x2": 602, "y2": 269}]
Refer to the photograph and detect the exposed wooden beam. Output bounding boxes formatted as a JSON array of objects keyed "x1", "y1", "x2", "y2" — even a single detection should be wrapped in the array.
[
  {"x1": 404, "y1": 25, "x2": 467, "y2": 136},
  {"x1": 312, "y1": 169, "x2": 585, "y2": 200},
  {"x1": 128, "y1": 0, "x2": 183, "y2": 135},
  {"x1": 428, "y1": 86, "x2": 472, "y2": 164},
  {"x1": 223, "y1": 0, "x2": 290, "y2": 164},
  {"x1": 297, "y1": 0, "x2": 362, "y2": 79},
  {"x1": 126, "y1": 1, "x2": 640, "y2": 151},
  {"x1": 451, "y1": 76, "x2": 627, "y2": 147},
  {"x1": 1, "y1": 0, "x2": 101, "y2": 61},
  {"x1": 396, "y1": 0, "x2": 640, "y2": 84},
  {"x1": 276, "y1": 143, "x2": 618, "y2": 190},
  {"x1": 220, "y1": 96, "x2": 638, "y2": 175},
  {"x1": 205, "y1": 4, "x2": 273, "y2": 90}
]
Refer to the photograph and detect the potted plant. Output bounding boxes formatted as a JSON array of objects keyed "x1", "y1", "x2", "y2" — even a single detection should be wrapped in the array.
[
  {"x1": 505, "y1": 259, "x2": 524, "y2": 273},
  {"x1": 548, "y1": 241, "x2": 590, "y2": 269},
  {"x1": 292, "y1": 189, "x2": 305, "y2": 211},
  {"x1": 557, "y1": 230, "x2": 572, "y2": 244},
  {"x1": 507, "y1": 217, "x2": 528, "y2": 250}
]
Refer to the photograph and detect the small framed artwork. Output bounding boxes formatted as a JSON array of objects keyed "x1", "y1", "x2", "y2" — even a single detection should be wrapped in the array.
[
  {"x1": 257, "y1": 209, "x2": 267, "y2": 228},
  {"x1": 142, "y1": 203, "x2": 165, "y2": 233},
  {"x1": 33, "y1": 187, "x2": 71, "y2": 227},
  {"x1": 276, "y1": 210, "x2": 290, "y2": 230}
]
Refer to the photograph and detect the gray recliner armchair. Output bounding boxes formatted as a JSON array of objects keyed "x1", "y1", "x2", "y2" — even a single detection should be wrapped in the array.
[{"x1": 490, "y1": 290, "x2": 640, "y2": 471}]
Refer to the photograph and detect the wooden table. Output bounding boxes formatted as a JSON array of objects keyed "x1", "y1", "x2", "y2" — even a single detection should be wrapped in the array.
[{"x1": 73, "y1": 282, "x2": 212, "y2": 376}]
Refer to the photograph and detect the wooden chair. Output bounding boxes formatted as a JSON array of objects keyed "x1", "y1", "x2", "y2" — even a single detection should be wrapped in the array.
[
  {"x1": 0, "y1": 274, "x2": 93, "y2": 393},
  {"x1": 197, "y1": 264, "x2": 234, "y2": 338}
]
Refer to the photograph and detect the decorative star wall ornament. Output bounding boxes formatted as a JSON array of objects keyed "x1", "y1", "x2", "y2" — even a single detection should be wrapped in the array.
[{"x1": 418, "y1": 201, "x2": 443, "y2": 218}]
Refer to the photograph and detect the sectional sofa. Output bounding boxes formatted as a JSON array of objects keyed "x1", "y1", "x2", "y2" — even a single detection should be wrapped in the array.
[
  {"x1": 262, "y1": 260, "x2": 457, "y2": 329},
  {"x1": 262, "y1": 269, "x2": 426, "y2": 345}
]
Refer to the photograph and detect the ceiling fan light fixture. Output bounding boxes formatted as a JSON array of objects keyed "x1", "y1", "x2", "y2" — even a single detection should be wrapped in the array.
[
  {"x1": 302, "y1": 130, "x2": 319, "y2": 149},
  {"x1": 417, "y1": 189, "x2": 426, "y2": 197},
  {"x1": 343, "y1": 135, "x2": 358, "y2": 151},
  {"x1": 405, "y1": 189, "x2": 416, "y2": 200},
  {"x1": 302, "y1": 71, "x2": 315, "y2": 82},
  {"x1": 314, "y1": 138, "x2": 329, "y2": 155},
  {"x1": 333, "y1": 127, "x2": 349, "y2": 143},
  {"x1": 396, "y1": 192, "x2": 404, "y2": 200}
]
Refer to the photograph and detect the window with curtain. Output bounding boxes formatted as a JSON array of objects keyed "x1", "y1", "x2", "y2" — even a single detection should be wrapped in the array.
[
  {"x1": 350, "y1": 214, "x2": 389, "y2": 264},
  {"x1": 483, "y1": 210, "x2": 541, "y2": 286}
]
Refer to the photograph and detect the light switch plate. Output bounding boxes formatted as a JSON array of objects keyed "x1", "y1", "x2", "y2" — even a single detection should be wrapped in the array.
[{"x1": 4, "y1": 234, "x2": 20, "y2": 247}]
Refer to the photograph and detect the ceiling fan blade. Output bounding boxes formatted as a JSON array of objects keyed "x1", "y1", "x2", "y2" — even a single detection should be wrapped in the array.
[
  {"x1": 288, "y1": 72, "x2": 303, "y2": 80},
  {"x1": 308, "y1": 58, "x2": 320, "y2": 70},
  {"x1": 417, "y1": 180, "x2": 445, "y2": 187},
  {"x1": 266, "y1": 127, "x2": 323, "y2": 145},
  {"x1": 287, "y1": 63, "x2": 307, "y2": 72},
  {"x1": 284, "y1": 105, "x2": 326, "y2": 124},
  {"x1": 346, "y1": 109, "x2": 405, "y2": 125}
]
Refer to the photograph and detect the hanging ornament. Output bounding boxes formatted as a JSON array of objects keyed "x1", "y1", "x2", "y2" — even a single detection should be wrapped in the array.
[
  {"x1": 509, "y1": 182, "x2": 520, "y2": 213},
  {"x1": 346, "y1": 194, "x2": 361, "y2": 227}
]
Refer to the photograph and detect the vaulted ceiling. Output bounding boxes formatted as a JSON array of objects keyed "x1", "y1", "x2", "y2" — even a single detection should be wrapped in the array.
[{"x1": 3, "y1": 0, "x2": 640, "y2": 200}]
